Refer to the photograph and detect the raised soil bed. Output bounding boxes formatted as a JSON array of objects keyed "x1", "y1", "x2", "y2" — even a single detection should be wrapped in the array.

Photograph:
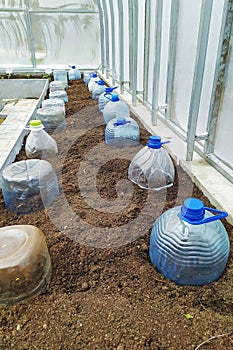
[{"x1": 0, "y1": 77, "x2": 233, "y2": 350}]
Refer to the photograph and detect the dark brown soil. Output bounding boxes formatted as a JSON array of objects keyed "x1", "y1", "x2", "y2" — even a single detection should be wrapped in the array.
[{"x1": 0, "y1": 78, "x2": 233, "y2": 350}]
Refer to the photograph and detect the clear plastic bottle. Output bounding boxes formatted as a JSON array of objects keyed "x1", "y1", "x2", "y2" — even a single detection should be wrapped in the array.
[
  {"x1": 49, "y1": 81, "x2": 65, "y2": 92},
  {"x1": 25, "y1": 120, "x2": 58, "y2": 158},
  {"x1": 98, "y1": 86, "x2": 118, "y2": 112},
  {"x1": 128, "y1": 135, "x2": 174, "y2": 190},
  {"x1": 42, "y1": 98, "x2": 65, "y2": 112},
  {"x1": 105, "y1": 116, "x2": 140, "y2": 147},
  {"x1": 36, "y1": 107, "x2": 66, "y2": 133},
  {"x1": 149, "y1": 198, "x2": 230, "y2": 285},
  {"x1": 0, "y1": 225, "x2": 51, "y2": 306},
  {"x1": 49, "y1": 90, "x2": 68, "y2": 103},
  {"x1": 92, "y1": 80, "x2": 106, "y2": 100},
  {"x1": 83, "y1": 71, "x2": 92, "y2": 86},
  {"x1": 1, "y1": 159, "x2": 60, "y2": 214},
  {"x1": 88, "y1": 72, "x2": 100, "y2": 92},
  {"x1": 68, "y1": 65, "x2": 81, "y2": 80},
  {"x1": 53, "y1": 69, "x2": 68, "y2": 88},
  {"x1": 103, "y1": 94, "x2": 130, "y2": 124}
]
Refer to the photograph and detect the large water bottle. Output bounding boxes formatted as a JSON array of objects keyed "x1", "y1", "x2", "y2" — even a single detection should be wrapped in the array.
[
  {"x1": 83, "y1": 71, "x2": 92, "y2": 86},
  {"x1": 149, "y1": 198, "x2": 230, "y2": 286},
  {"x1": 98, "y1": 86, "x2": 118, "y2": 112},
  {"x1": 36, "y1": 107, "x2": 66, "y2": 133},
  {"x1": 0, "y1": 225, "x2": 51, "y2": 305},
  {"x1": 88, "y1": 72, "x2": 100, "y2": 92},
  {"x1": 68, "y1": 65, "x2": 81, "y2": 80},
  {"x1": 92, "y1": 80, "x2": 106, "y2": 100},
  {"x1": 103, "y1": 94, "x2": 130, "y2": 124},
  {"x1": 105, "y1": 116, "x2": 140, "y2": 147},
  {"x1": 25, "y1": 120, "x2": 58, "y2": 158},
  {"x1": 53, "y1": 69, "x2": 68, "y2": 88},
  {"x1": 42, "y1": 98, "x2": 65, "y2": 112},
  {"x1": 128, "y1": 135, "x2": 174, "y2": 190}
]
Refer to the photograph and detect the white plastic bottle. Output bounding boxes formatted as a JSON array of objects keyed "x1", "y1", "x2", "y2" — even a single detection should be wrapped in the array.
[
  {"x1": 103, "y1": 93, "x2": 130, "y2": 124},
  {"x1": 25, "y1": 120, "x2": 58, "y2": 158},
  {"x1": 68, "y1": 65, "x2": 81, "y2": 80},
  {"x1": 88, "y1": 72, "x2": 100, "y2": 92}
]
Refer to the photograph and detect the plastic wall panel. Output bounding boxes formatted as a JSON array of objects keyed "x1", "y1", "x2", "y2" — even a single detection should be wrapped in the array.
[
  {"x1": 170, "y1": 0, "x2": 201, "y2": 131},
  {"x1": 196, "y1": 0, "x2": 224, "y2": 134},
  {"x1": 28, "y1": 0, "x2": 99, "y2": 11},
  {"x1": 30, "y1": 12, "x2": 100, "y2": 68},
  {"x1": 137, "y1": 0, "x2": 145, "y2": 93},
  {"x1": 214, "y1": 36, "x2": 233, "y2": 167},
  {"x1": 0, "y1": 0, "x2": 24, "y2": 7},
  {"x1": 0, "y1": 11, "x2": 31, "y2": 66}
]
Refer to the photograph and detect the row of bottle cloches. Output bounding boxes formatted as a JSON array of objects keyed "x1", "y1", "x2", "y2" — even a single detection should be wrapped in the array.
[{"x1": 0, "y1": 69, "x2": 230, "y2": 306}]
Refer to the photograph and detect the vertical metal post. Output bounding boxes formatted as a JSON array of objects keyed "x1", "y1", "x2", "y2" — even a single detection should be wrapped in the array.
[
  {"x1": 128, "y1": 0, "x2": 133, "y2": 93},
  {"x1": 109, "y1": 0, "x2": 116, "y2": 85},
  {"x1": 101, "y1": 0, "x2": 110, "y2": 78},
  {"x1": 117, "y1": 0, "x2": 124, "y2": 93},
  {"x1": 143, "y1": 0, "x2": 151, "y2": 103},
  {"x1": 24, "y1": 0, "x2": 36, "y2": 69},
  {"x1": 151, "y1": 0, "x2": 163, "y2": 125},
  {"x1": 186, "y1": 0, "x2": 213, "y2": 161},
  {"x1": 97, "y1": 0, "x2": 105, "y2": 74},
  {"x1": 204, "y1": 0, "x2": 233, "y2": 154},
  {"x1": 131, "y1": 0, "x2": 138, "y2": 106},
  {"x1": 165, "y1": 0, "x2": 180, "y2": 120}
]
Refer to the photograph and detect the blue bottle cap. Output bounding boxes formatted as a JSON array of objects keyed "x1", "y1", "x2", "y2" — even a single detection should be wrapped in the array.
[
  {"x1": 113, "y1": 117, "x2": 131, "y2": 127},
  {"x1": 97, "y1": 80, "x2": 105, "y2": 85},
  {"x1": 105, "y1": 87, "x2": 112, "y2": 92},
  {"x1": 147, "y1": 136, "x2": 162, "y2": 149},
  {"x1": 180, "y1": 198, "x2": 205, "y2": 223},
  {"x1": 90, "y1": 72, "x2": 97, "y2": 78},
  {"x1": 111, "y1": 93, "x2": 119, "y2": 102}
]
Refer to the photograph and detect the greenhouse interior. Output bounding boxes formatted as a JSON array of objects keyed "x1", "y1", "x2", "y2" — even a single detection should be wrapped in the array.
[{"x1": 0, "y1": 0, "x2": 233, "y2": 349}]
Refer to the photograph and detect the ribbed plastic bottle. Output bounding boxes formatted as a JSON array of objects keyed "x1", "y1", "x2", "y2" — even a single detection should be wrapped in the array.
[
  {"x1": 53, "y1": 69, "x2": 68, "y2": 88},
  {"x1": 83, "y1": 71, "x2": 92, "y2": 86},
  {"x1": 42, "y1": 98, "x2": 65, "y2": 112},
  {"x1": 49, "y1": 81, "x2": 65, "y2": 93},
  {"x1": 149, "y1": 198, "x2": 230, "y2": 285},
  {"x1": 88, "y1": 72, "x2": 100, "y2": 92},
  {"x1": 98, "y1": 86, "x2": 118, "y2": 112},
  {"x1": 68, "y1": 65, "x2": 81, "y2": 80},
  {"x1": 36, "y1": 107, "x2": 66, "y2": 133},
  {"x1": 103, "y1": 94, "x2": 130, "y2": 124},
  {"x1": 105, "y1": 116, "x2": 140, "y2": 147},
  {"x1": 49, "y1": 90, "x2": 68, "y2": 103},
  {"x1": 25, "y1": 120, "x2": 58, "y2": 158},
  {"x1": 128, "y1": 135, "x2": 174, "y2": 190},
  {"x1": 92, "y1": 80, "x2": 106, "y2": 100}
]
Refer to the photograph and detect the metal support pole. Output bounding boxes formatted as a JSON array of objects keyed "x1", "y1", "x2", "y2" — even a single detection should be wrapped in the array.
[
  {"x1": 143, "y1": 0, "x2": 151, "y2": 103},
  {"x1": 117, "y1": 0, "x2": 124, "y2": 93},
  {"x1": 204, "y1": 0, "x2": 233, "y2": 154},
  {"x1": 151, "y1": 0, "x2": 163, "y2": 125},
  {"x1": 24, "y1": 0, "x2": 36, "y2": 69},
  {"x1": 186, "y1": 0, "x2": 213, "y2": 161},
  {"x1": 97, "y1": 0, "x2": 105, "y2": 74},
  {"x1": 109, "y1": 0, "x2": 116, "y2": 85},
  {"x1": 101, "y1": 0, "x2": 110, "y2": 78},
  {"x1": 165, "y1": 0, "x2": 180, "y2": 120},
  {"x1": 128, "y1": 0, "x2": 133, "y2": 93},
  {"x1": 131, "y1": 0, "x2": 138, "y2": 106}
]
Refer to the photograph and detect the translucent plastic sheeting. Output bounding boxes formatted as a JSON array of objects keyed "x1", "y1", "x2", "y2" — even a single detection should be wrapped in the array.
[
  {"x1": 214, "y1": 40, "x2": 233, "y2": 168},
  {"x1": 0, "y1": 0, "x2": 98, "y2": 10},
  {"x1": 30, "y1": 12, "x2": 100, "y2": 67},
  {"x1": 170, "y1": 0, "x2": 224, "y2": 133},
  {"x1": 0, "y1": 11, "x2": 31, "y2": 66}
]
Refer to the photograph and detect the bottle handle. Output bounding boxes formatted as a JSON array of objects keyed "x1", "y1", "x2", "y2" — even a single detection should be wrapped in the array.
[
  {"x1": 113, "y1": 120, "x2": 131, "y2": 127},
  {"x1": 201, "y1": 207, "x2": 228, "y2": 224},
  {"x1": 104, "y1": 94, "x2": 112, "y2": 101}
]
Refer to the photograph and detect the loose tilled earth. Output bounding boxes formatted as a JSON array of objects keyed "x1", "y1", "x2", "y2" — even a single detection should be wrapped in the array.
[{"x1": 0, "y1": 76, "x2": 233, "y2": 350}]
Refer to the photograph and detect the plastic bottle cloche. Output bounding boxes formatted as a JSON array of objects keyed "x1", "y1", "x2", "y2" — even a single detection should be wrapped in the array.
[
  {"x1": 98, "y1": 86, "x2": 118, "y2": 112},
  {"x1": 68, "y1": 65, "x2": 81, "y2": 80},
  {"x1": 0, "y1": 225, "x2": 51, "y2": 305},
  {"x1": 128, "y1": 135, "x2": 174, "y2": 190},
  {"x1": 103, "y1": 93, "x2": 130, "y2": 124},
  {"x1": 149, "y1": 198, "x2": 230, "y2": 285},
  {"x1": 92, "y1": 80, "x2": 106, "y2": 100},
  {"x1": 105, "y1": 116, "x2": 140, "y2": 147},
  {"x1": 25, "y1": 119, "x2": 58, "y2": 159},
  {"x1": 88, "y1": 72, "x2": 100, "y2": 92}
]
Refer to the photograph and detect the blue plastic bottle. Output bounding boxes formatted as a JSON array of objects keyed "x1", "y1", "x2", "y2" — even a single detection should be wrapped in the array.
[
  {"x1": 128, "y1": 136, "x2": 174, "y2": 190},
  {"x1": 68, "y1": 65, "x2": 81, "y2": 80},
  {"x1": 105, "y1": 116, "x2": 140, "y2": 147},
  {"x1": 103, "y1": 94, "x2": 130, "y2": 124},
  {"x1": 149, "y1": 198, "x2": 230, "y2": 285},
  {"x1": 98, "y1": 86, "x2": 118, "y2": 112},
  {"x1": 92, "y1": 80, "x2": 106, "y2": 100}
]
